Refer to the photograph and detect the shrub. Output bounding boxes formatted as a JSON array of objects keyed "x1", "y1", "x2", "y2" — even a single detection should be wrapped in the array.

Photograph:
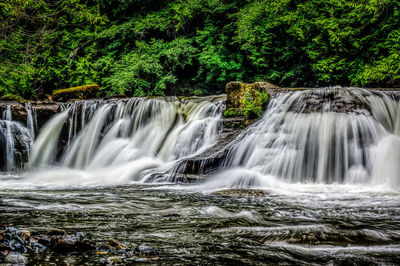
[{"x1": 242, "y1": 89, "x2": 270, "y2": 119}]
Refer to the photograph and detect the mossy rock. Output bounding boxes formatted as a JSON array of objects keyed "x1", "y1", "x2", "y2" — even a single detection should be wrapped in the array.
[
  {"x1": 225, "y1": 81, "x2": 278, "y2": 110},
  {"x1": 225, "y1": 81, "x2": 273, "y2": 119},
  {"x1": 52, "y1": 84, "x2": 99, "y2": 102},
  {"x1": 1, "y1": 95, "x2": 27, "y2": 102}
]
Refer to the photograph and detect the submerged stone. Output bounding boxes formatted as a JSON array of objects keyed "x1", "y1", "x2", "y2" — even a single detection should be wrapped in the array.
[
  {"x1": 134, "y1": 245, "x2": 159, "y2": 256},
  {"x1": 105, "y1": 238, "x2": 127, "y2": 250}
]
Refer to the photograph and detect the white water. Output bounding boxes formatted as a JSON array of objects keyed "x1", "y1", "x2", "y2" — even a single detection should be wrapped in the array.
[
  {"x1": 0, "y1": 107, "x2": 32, "y2": 172},
  {"x1": 22, "y1": 97, "x2": 222, "y2": 186},
  {"x1": 206, "y1": 88, "x2": 400, "y2": 191},
  {"x1": 1, "y1": 88, "x2": 400, "y2": 191},
  {"x1": 2, "y1": 107, "x2": 15, "y2": 171}
]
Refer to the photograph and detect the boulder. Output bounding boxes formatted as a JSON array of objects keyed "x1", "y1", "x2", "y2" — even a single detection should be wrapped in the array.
[{"x1": 225, "y1": 81, "x2": 280, "y2": 110}]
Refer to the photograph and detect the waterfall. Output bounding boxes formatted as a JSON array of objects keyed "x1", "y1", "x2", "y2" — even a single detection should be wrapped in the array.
[
  {"x1": 208, "y1": 87, "x2": 400, "y2": 189},
  {"x1": 27, "y1": 97, "x2": 222, "y2": 184},
  {"x1": 26, "y1": 103, "x2": 36, "y2": 139},
  {"x1": 3, "y1": 88, "x2": 400, "y2": 188},
  {"x1": 0, "y1": 107, "x2": 32, "y2": 172}
]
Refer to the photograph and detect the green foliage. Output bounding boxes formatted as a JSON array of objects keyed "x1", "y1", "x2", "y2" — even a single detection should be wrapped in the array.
[
  {"x1": 242, "y1": 90, "x2": 270, "y2": 119},
  {"x1": 223, "y1": 108, "x2": 242, "y2": 117},
  {"x1": 1, "y1": 0, "x2": 399, "y2": 99}
]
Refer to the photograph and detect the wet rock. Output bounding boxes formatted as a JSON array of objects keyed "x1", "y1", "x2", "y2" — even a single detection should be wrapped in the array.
[
  {"x1": 52, "y1": 234, "x2": 96, "y2": 253},
  {"x1": 0, "y1": 101, "x2": 60, "y2": 135},
  {"x1": 125, "y1": 256, "x2": 152, "y2": 262},
  {"x1": 211, "y1": 189, "x2": 267, "y2": 198},
  {"x1": 0, "y1": 243, "x2": 10, "y2": 251},
  {"x1": 287, "y1": 88, "x2": 373, "y2": 114},
  {"x1": 4, "y1": 252, "x2": 27, "y2": 264},
  {"x1": 226, "y1": 81, "x2": 245, "y2": 110},
  {"x1": 32, "y1": 242, "x2": 47, "y2": 252},
  {"x1": 134, "y1": 245, "x2": 159, "y2": 256},
  {"x1": 38, "y1": 237, "x2": 51, "y2": 247},
  {"x1": 17, "y1": 229, "x2": 31, "y2": 241},
  {"x1": 47, "y1": 228, "x2": 66, "y2": 236},
  {"x1": 30, "y1": 230, "x2": 40, "y2": 236},
  {"x1": 105, "y1": 238, "x2": 127, "y2": 250},
  {"x1": 106, "y1": 256, "x2": 123, "y2": 264},
  {"x1": 98, "y1": 258, "x2": 106, "y2": 264}
]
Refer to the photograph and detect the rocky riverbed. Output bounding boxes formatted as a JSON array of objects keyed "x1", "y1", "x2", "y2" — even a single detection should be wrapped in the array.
[
  {"x1": 0, "y1": 222, "x2": 159, "y2": 264},
  {"x1": 1, "y1": 184, "x2": 400, "y2": 265}
]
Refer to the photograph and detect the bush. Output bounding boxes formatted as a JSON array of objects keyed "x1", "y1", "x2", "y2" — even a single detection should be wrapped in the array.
[
  {"x1": 223, "y1": 108, "x2": 242, "y2": 117},
  {"x1": 242, "y1": 89, "x2": 270, "y2": 119}
]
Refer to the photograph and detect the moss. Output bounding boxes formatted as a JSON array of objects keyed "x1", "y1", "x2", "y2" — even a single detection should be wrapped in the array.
[
  {"x1": 242, "y1": 89, "x2": 270, "y2": 119},
  {"x1": 224, "y1": 84, "x2": 270, "y2": 119},
  {"x1": 1, "y1": 94, "x2": 27, "y2": 102},
  {"x1": 53, "y1": 84, "x2": 99, "y2": 97},
  {"x1": 52, "y1": 84, "x2": 99, "y2": 101}
]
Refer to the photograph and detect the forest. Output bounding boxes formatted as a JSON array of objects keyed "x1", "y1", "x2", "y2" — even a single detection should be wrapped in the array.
[{"x1": 1, "y1": 0, "x2": 399, "y2": 99}]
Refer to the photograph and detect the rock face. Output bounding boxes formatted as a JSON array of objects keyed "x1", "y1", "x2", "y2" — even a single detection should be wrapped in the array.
[
  {"x1": 286, "y1": 88, "x2": 373, "y2": 114},
  {"x1": 0, "y1": 101, "x2": 60, "y2": 135},
  {"x1": 225, "y1": 81, "x2": 280, "y2": 110}
]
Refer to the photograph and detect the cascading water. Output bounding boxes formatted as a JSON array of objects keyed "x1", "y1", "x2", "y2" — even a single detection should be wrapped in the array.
[
  {"x1": 207, "y1": 87, "x2": 400, "y2": 189},
  {"x1": 27, "y1": 96, "x2": 222, "y2": 186},
  {"x1": 0, "y1": 106, "x2": 32, "y2": 172},
  {"x1": 2, "y1": 89, "x2": 400, "y2": 265}
]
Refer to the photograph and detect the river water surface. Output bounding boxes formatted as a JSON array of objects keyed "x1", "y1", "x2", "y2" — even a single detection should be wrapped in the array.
[{"x1": 1, "y1": 180, "x2": 400, "y2": 264}]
